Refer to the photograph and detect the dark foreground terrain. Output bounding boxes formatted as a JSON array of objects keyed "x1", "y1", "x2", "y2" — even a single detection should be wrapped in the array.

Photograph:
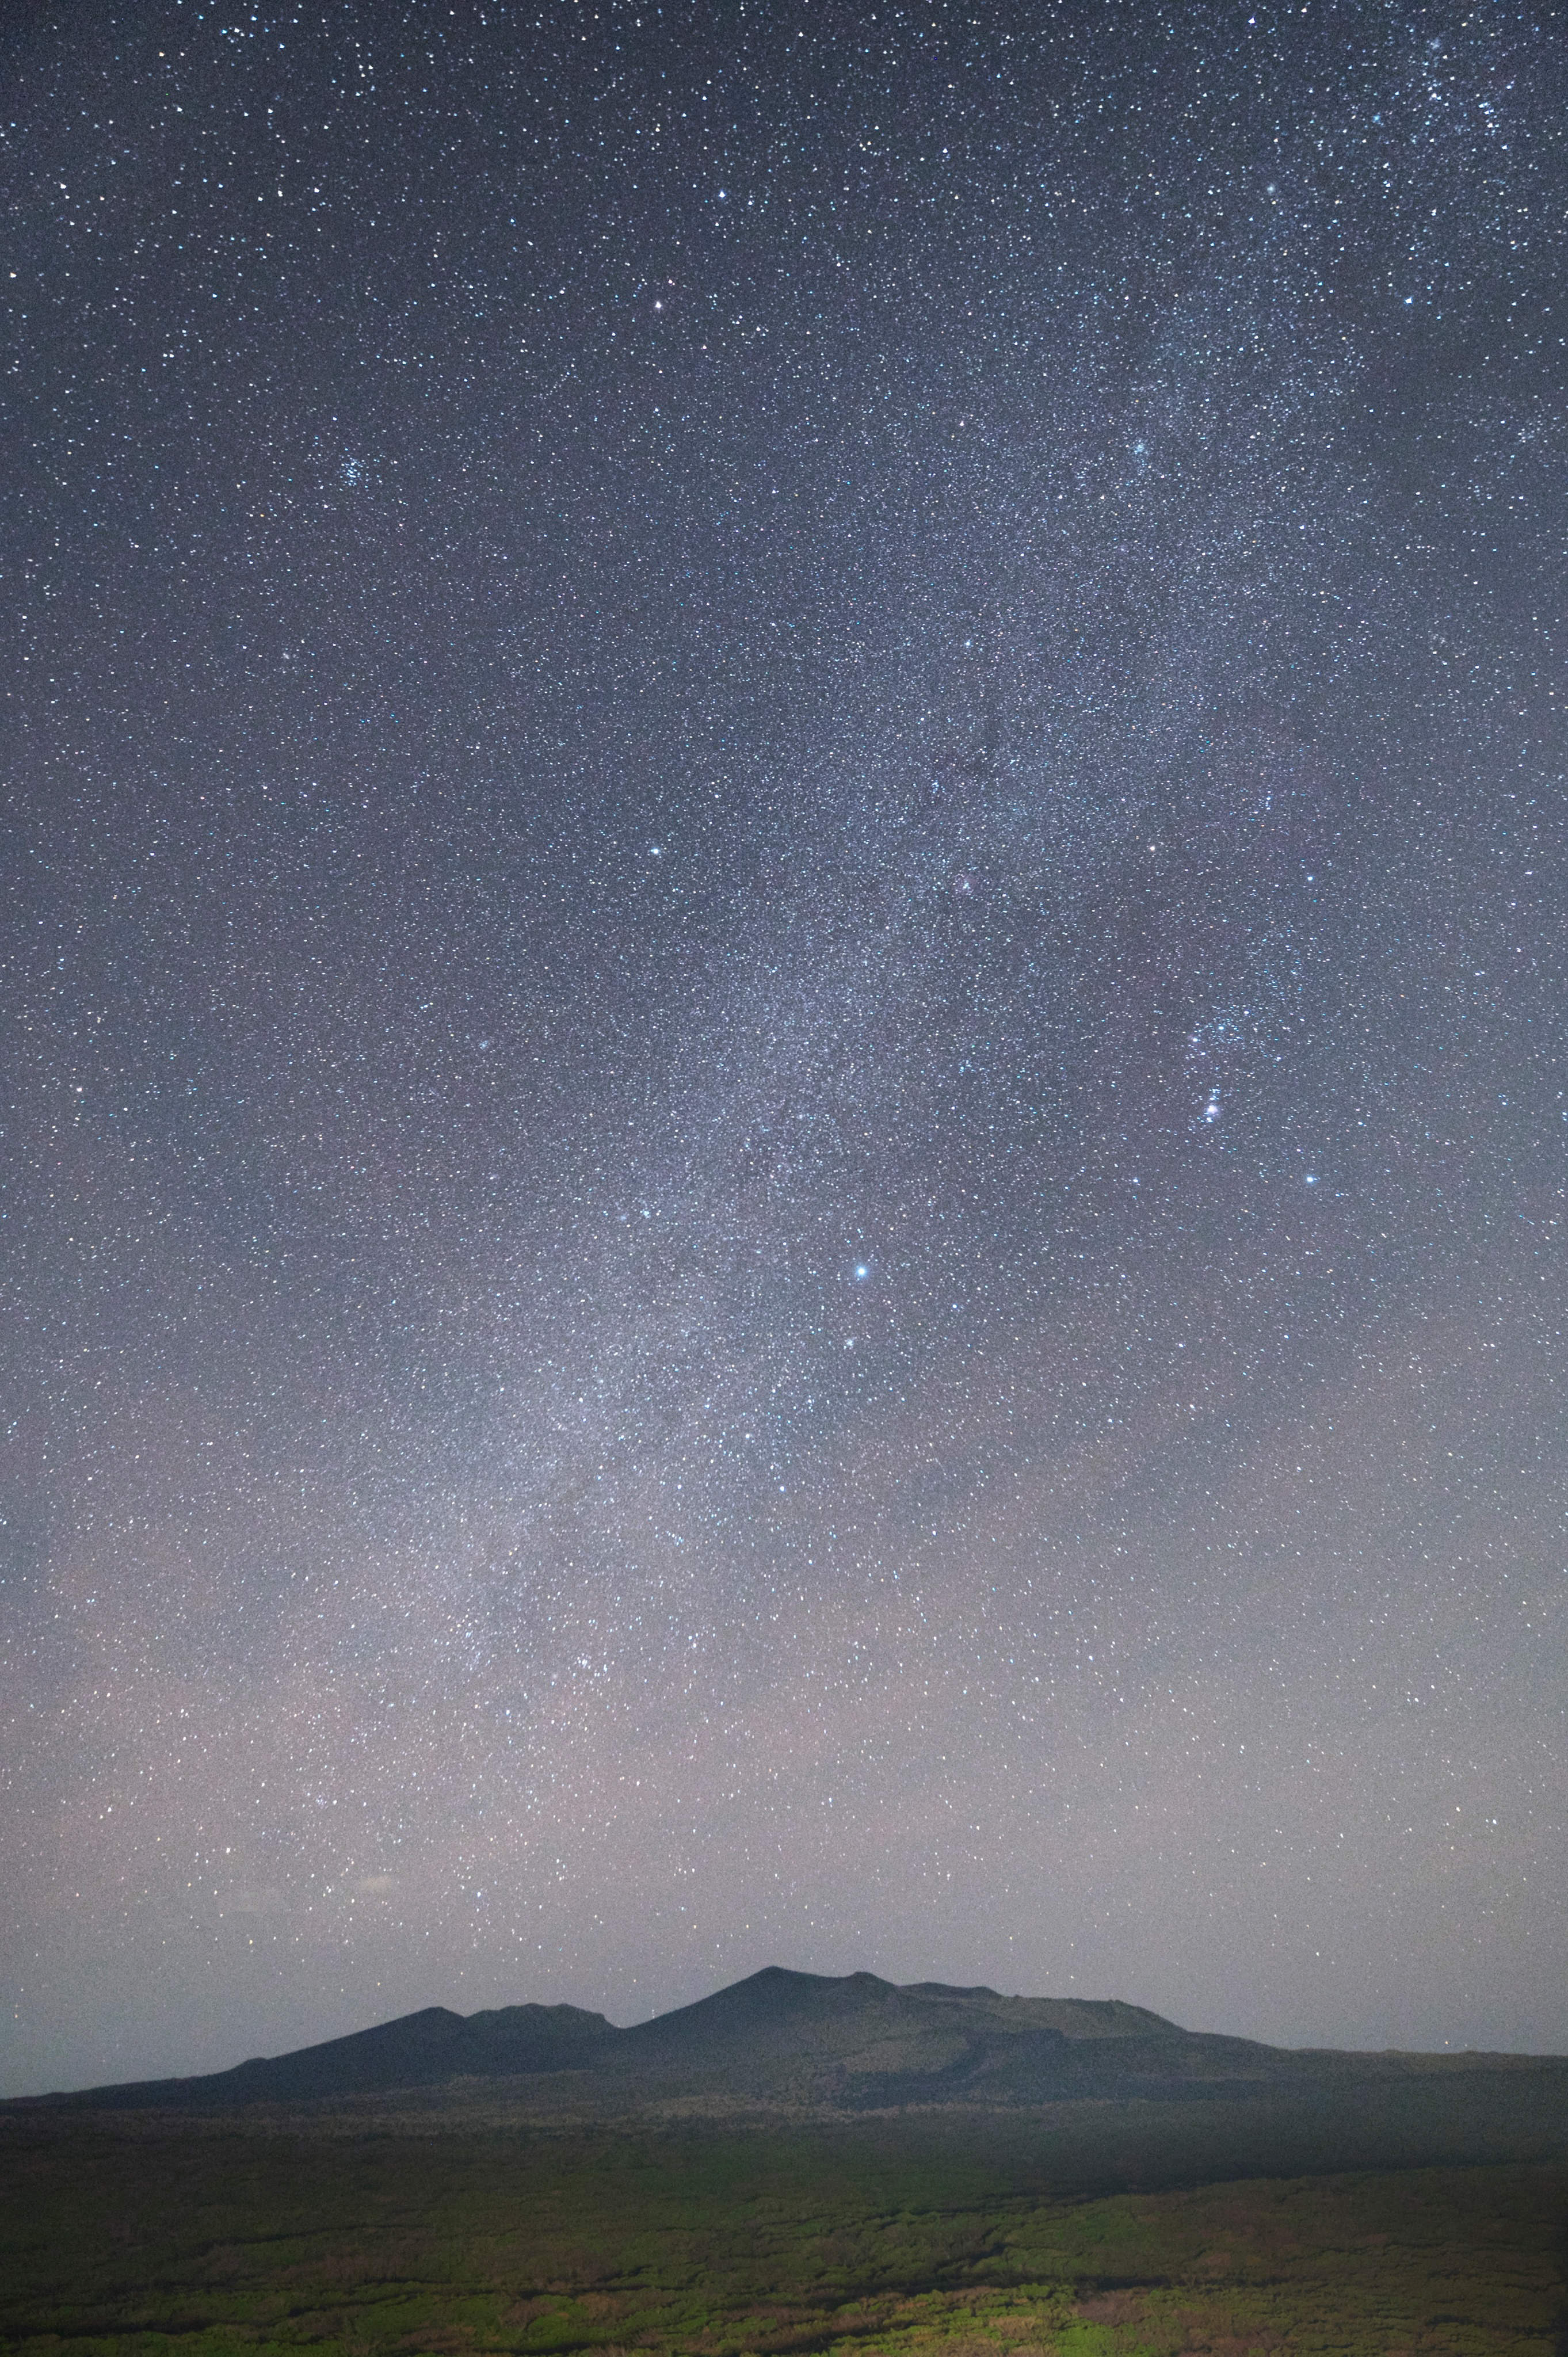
[
  {"x1": 8, "y1": 1975, "x2": 1566, "y2": 2354},
  {"x1": 3, "y1": 2104, "x2": 1565, "y2": 2357}
]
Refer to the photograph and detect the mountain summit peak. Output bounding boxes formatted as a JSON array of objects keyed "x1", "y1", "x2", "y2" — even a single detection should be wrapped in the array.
[{"x1": 16, "y1": 1968, "x2": 1266, "y2": 2115}]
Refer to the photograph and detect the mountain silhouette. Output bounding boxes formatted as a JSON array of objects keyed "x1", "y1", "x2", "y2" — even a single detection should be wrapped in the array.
[
  {"x1": 27, "y1": 1999, "x2": 615, "y2": 2110},
  {"x1": 17, "y1": 1966, "x2": 1566, "y2": 2115}
]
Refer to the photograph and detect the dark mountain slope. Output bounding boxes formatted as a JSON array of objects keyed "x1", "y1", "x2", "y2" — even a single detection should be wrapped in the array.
[
  {"x1": 34, "y1": 2000, "x2": 613, "y2": 2110},
  {"x1": 15, "y1": 1967, "x2": 1566, "y2": 2116},
  {"x1": 600, "y1": 1969, "x2": 1201, "y2": 2106}
]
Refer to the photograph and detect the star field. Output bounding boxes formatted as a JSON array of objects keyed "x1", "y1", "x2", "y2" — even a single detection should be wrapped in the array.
[{"x1": 2, "y1": 0, "x2": 1565, "y2": 2095}]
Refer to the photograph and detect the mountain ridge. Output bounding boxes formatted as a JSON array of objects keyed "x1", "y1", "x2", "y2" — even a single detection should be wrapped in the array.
[{"x1": 13, "y1": 1965, "x2": 1565, "y2": 2116}]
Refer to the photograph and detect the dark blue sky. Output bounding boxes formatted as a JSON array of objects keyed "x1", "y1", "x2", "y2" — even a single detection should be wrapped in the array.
[{"x1": 3, "y1": 0, "x2": 1565, "y2": 2095}]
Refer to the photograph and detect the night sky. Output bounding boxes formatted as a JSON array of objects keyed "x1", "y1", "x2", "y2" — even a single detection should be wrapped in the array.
[{"x1": 3, "y1": 0, "x2": 1566, "y2": 2100}]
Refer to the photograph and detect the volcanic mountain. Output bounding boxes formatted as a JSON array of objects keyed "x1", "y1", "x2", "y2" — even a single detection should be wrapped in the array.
[{"x1": 20, "y1": 1967, "x2": 1567, "y2": 2118}]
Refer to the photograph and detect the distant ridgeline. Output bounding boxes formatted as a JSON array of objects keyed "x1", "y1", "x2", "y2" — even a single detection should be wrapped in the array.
[{"x1": 14, "y1": 1968, "x2": 1567, "y2": 2114}]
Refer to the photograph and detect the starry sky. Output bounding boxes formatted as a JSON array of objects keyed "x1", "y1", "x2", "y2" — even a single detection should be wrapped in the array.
[{"x1": 3, "y1": 0, "x2": 1566, "y2": 2099}]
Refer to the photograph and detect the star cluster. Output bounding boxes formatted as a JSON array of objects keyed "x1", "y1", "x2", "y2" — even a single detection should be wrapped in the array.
[{"x1": 2, "y1": 0, "x2": 1565, "y2": 2095}]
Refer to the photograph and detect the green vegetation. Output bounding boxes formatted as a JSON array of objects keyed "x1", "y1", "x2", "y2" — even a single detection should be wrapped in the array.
[{"x1": 2, "y1": 2111, "x2": 1562, "y2": 2357}]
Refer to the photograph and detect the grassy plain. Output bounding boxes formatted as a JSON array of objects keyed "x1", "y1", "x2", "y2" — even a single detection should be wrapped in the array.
[{"x1": 2, "y1": 2104, "x2": 1563, "y2": 2357}]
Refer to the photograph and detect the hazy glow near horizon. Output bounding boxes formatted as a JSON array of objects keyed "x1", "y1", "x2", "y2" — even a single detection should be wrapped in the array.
[{"x1": 3, "y1": 0, "x2": 1565, "y2": 2097}]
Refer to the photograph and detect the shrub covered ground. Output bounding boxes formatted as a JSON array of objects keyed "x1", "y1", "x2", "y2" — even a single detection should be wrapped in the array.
[{"x1": 2, "y1": 2110, "x2": 1563, "y2": 2357}]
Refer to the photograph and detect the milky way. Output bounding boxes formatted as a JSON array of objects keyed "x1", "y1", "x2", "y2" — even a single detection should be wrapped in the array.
[{"x1": 3, "y1": 1, "x2": 1565, "y2": 2095}]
